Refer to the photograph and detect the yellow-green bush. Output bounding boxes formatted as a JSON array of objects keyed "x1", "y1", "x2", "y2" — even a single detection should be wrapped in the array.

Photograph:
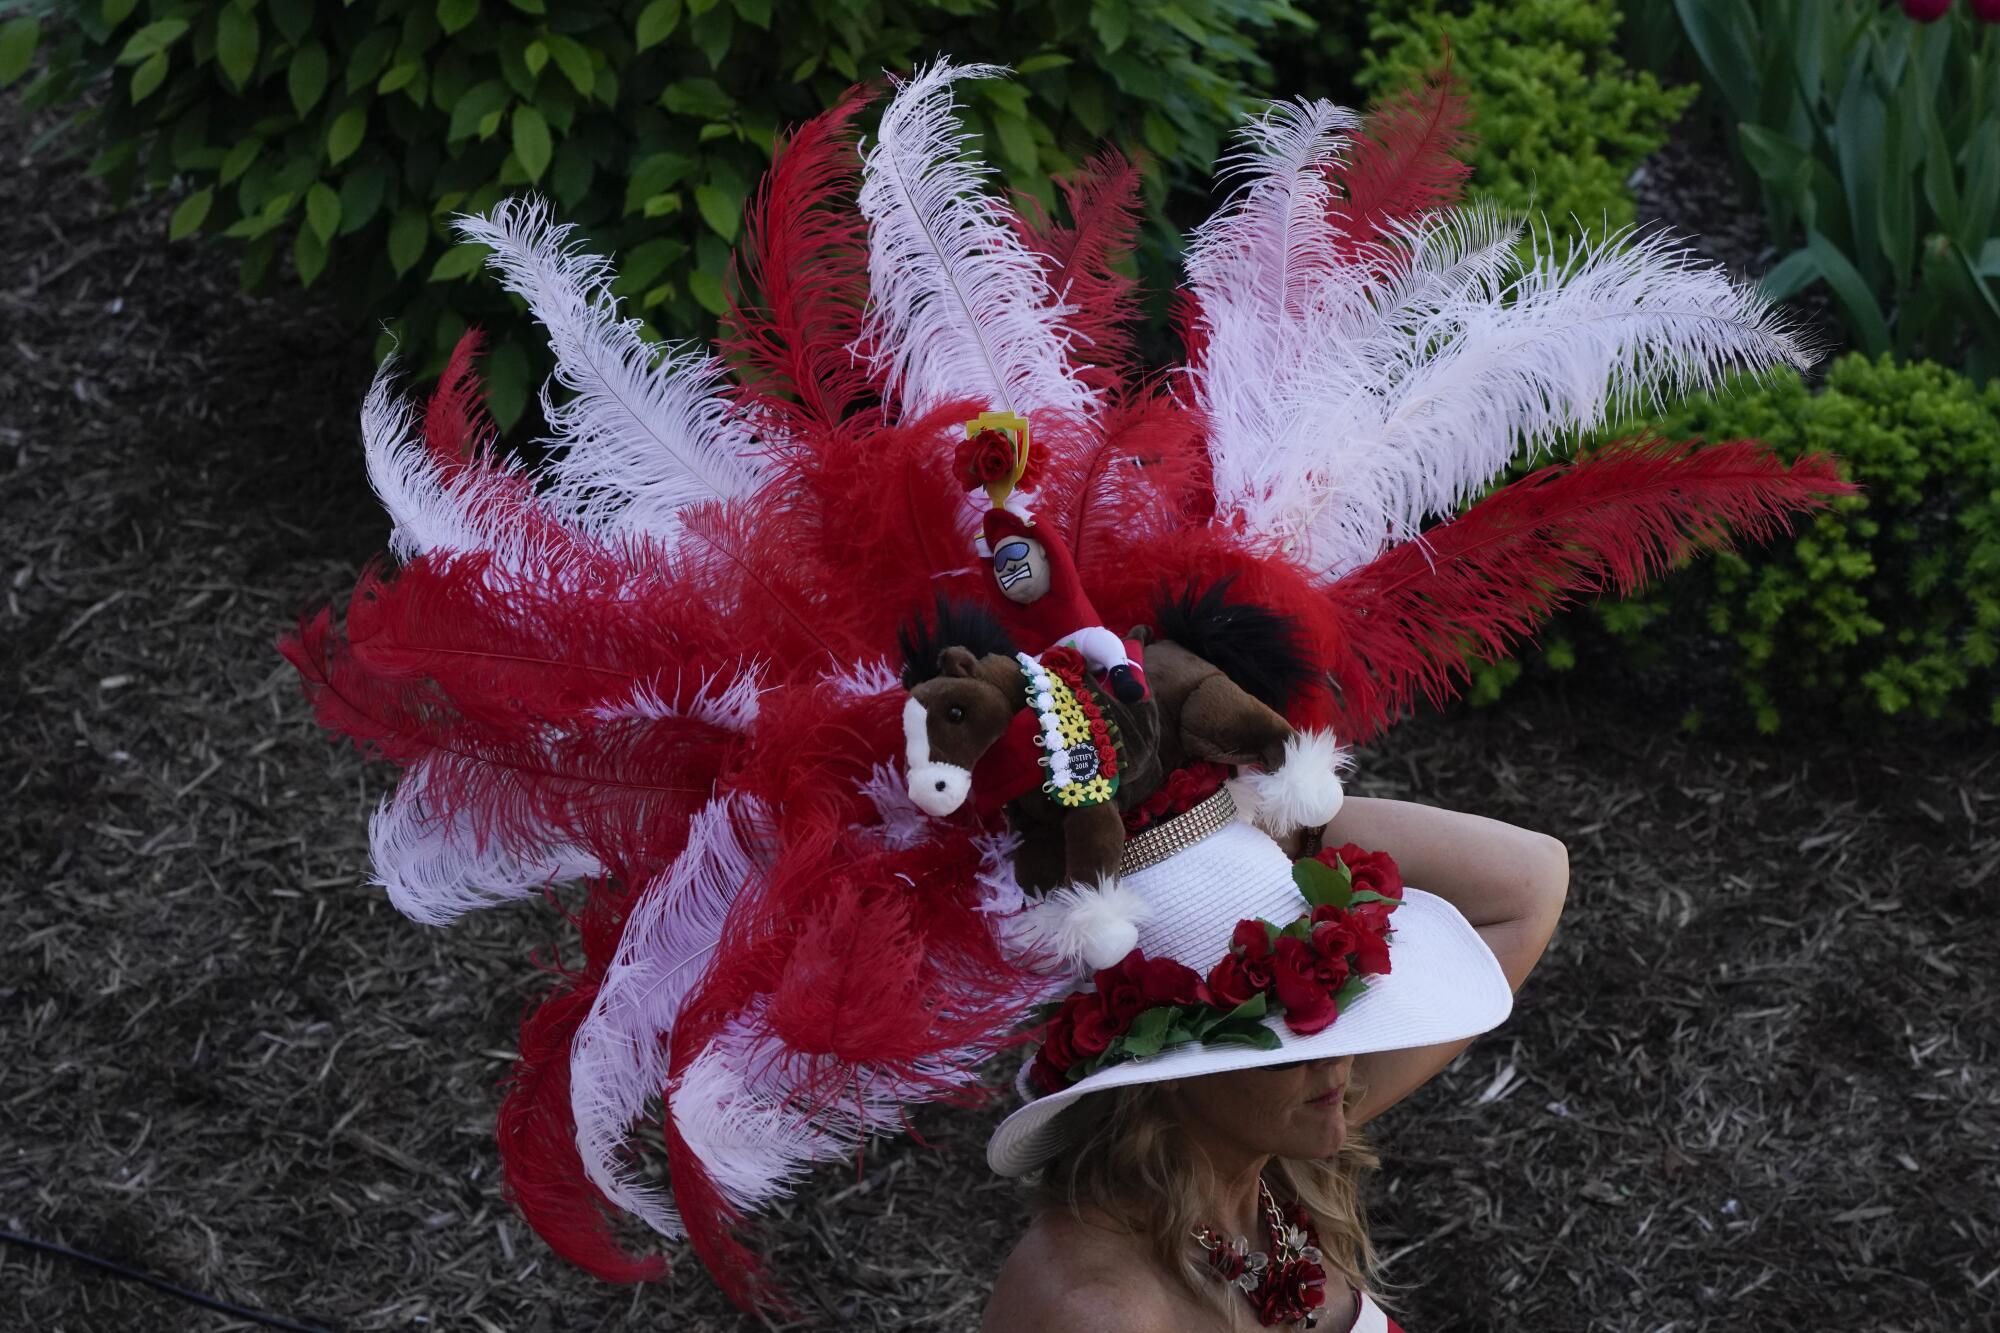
[
  {"x1": 1358, "y1": 0, "x2": 1693, "y2": 231},
  {"x1": 1506, "y1": 357, "x2": 2000, "y2": 733}
]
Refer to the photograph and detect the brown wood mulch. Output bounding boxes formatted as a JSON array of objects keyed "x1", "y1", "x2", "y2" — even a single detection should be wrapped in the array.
[{"x1": 4, "y1": 87, "x2": 1995, "y2": 1333}]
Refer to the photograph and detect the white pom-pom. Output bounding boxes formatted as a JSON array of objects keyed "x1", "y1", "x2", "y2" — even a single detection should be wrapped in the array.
[
  {"x1": 1005, "y1": 879, "x2": 1150, "y2": 972},
  {"x1": 1241, "y1": 729, "x2": 1351, "y2": 835}
]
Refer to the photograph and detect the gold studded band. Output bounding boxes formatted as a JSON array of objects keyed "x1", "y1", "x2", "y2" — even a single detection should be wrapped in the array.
[{"x1": 1118, "y1": 786, "x2": 1239, "y2": 876}]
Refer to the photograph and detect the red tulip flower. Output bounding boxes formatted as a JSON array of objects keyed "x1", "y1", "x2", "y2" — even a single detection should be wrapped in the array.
[
  {"x1": 1901, "y1": 0, "x2": 1952, "y2": 19},
  {"x1": 1971, "y1": 0, "x2": 2000, "y2": 21}
]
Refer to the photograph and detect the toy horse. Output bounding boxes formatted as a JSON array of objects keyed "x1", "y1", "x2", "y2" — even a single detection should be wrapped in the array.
[
  {"x1": 901, "y1": 587, "x2": 1346, "y2": 894},
  {"x1": 901, "y1": 603, "x2": 1162, "y2": 891}
]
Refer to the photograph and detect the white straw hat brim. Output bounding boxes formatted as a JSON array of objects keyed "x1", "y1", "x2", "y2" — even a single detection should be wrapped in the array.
[{"x1": 985, "y1": 885, "x2": 1512, "y2": 1178}]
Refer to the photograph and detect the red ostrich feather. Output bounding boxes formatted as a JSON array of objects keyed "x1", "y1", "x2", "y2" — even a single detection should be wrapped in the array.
[
  {"x1": 659, "y1": 815, "x2": 1040, "y2": 1311},
  {"x1": 496, "y1": 879, "x2": 662, "y2": 1284},
  {"x1": 1011, "y1": 148, "x2": 1147, "y2": 391},
  {"x1": 423, "y1": 328, "x2": 492, "y2": 463},
  {"x1": 723, "y1": 86, "x2": 883, "y2": 443},
  {"x1": 279, "y1": 606, "x2": 728, "y2": 887},
  {"x1": 1321, "y1": 437, "x2": 1855, "y2": 742},
  {"x1": 1037, "y1": 389, "x2": 1211, "y2": 578},
  {"x1": 1326, "y1": 62, "x2": 1474, "y2": 247},
  {"x1": 335, "y1": 550, "x2": 751, "y2": 729}
]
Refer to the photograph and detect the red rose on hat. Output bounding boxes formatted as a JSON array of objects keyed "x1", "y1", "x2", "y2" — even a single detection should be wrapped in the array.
[
  {"x1": 1069, "y1": 1002, "x2": 1119, "y2": 1058},
  {"x1": 1139, "y1": 954, "x2": 1204, "y2": 1007},
  {"x1": 1232, "y1": 918, "x2": 1272, "y2": 959},
  {"x1": 1204, "y1": 952, "x2": 1260, "y2": 1008},
  {"x1": 1308, "y1": 919, "x2": 1359, "y2": 988},
  {"x1": 1324, "y1": 843, "x2": 1401, "y2": 899},
  {"x1": 1094, "y1": 952, "x2": 1153, "y2": 1025},
  {"x1": 1272, "y1": 935, "x2": 1339, "y2": 1034},
  {"x1": 1319, "y1": 843, "x2": 1403, "y2": 932},
  {"x1": 1039, "y1": 994, "x2": 1089, "y2": 1067},
  {"x1": 1349, "y1": 918, "x2": 1391, "y2": 976}
]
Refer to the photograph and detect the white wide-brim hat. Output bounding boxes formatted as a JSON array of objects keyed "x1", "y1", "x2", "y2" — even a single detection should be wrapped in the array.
[{"x1": 986, "y1": 796, "x2": 1513, "y2": 1178}]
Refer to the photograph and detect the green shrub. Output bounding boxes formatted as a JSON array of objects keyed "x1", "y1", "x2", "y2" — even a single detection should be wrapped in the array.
[
  {"x1": 1497, "y1": 356, "x2": 2000, "y2": 733},
  {"x1": 1357, "y1": 0, "x2": 1693, "y2": 231},
  {"x1": 8, "y1": 0, "x2": 1305, "y2": 427}
]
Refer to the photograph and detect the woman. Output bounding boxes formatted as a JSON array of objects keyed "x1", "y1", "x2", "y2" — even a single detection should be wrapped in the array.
[
  {"x1": 279, "y1": 56, "x2": 1832, "y2": 1318},
  {"x1": 982, "y1": 792, "x2": 1569, "y2": 1331}
]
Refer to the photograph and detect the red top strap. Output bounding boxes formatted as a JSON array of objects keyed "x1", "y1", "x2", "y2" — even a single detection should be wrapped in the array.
[{"x1": 969, "y1": 708, "x2": 1047, "y2": 817}]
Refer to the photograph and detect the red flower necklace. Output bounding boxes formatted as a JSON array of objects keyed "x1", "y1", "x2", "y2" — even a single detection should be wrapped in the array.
[{"x1": 1192, "y1": 1180, "x2": 1330, "y2": 1327}]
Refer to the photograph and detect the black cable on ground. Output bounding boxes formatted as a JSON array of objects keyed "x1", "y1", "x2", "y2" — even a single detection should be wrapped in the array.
[{"x1": 0, "y1": 1228, "x2": 335, "y2": 1332}]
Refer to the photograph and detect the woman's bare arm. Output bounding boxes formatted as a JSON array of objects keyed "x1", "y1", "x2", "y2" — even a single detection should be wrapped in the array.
[{"x1": 1325, "y1": 796, "x2": 1569, "y2": 1124}]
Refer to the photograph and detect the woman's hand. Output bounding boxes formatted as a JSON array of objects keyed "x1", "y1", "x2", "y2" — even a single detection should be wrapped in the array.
[{"x1": 1322, "y1": 796, "x2": 1569, "y2": 1125}]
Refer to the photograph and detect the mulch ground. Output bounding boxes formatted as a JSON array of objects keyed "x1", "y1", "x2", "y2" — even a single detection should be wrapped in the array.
[{"x1": 5, "y1": 88, "x2": 1997, "y2": 1333}]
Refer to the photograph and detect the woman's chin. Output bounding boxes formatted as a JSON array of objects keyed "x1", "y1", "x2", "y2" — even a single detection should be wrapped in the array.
[{"x1": 1277, "y1": 1113, "x2": 1348, "y2": 1159}]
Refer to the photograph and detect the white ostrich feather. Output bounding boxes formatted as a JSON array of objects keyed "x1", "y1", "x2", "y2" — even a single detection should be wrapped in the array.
[
  {"x1": 972, "y1": 826, "x2": 1026, "y2": 916},
  {"x1": 361, "y1": 356, "x2": 540, "y2": 563},
  {"x1": 1185, "y1": 97, "x2": 1363, "y2": 321},
  {"x1": 1302, "y1": 220, "x2": 1809, "y2": 574},
  {"x1": 453, "y1": 197, "x2": 760, "y2": 541},
  {"x1": 1184, "y1": 98, "x2": 1367, "y2": 558},
  {"x1": 820, "y1": 658, "x2": 903, "y2": 698},
  {"x1": 858, "y1": 762, "x2": 934, "y2": 850},
  {"x1": 667, "y1": 1042, "x2": 833, "y2": 1216},
  {"x1": 368, "y1": 759, "x2": 600, "y2": 925},
  {"x1": 665, "y1": 1025, "x2": 903, "y2": 1218},
  {"x1": 857, "y1": 59, "x2": 1095, "y2": 424},
  {"x1": 568, "y1": 794, "x2": 768, "y2": 1239},
  {"x1": 588, "y1": 665, "x2": 764, "y2": 730},
  {"x1": 1188, "y1": 100, "x2": 1810, "y2": 578}
]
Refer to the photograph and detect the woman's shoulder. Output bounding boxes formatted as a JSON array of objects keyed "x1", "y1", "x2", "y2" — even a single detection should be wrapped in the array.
[{"x1": 981, "y1": 1207, "x2": 1183, "y2": 1333}]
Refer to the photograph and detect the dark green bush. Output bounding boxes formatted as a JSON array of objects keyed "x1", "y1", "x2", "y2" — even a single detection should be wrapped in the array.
[
  {"x1": 1499, "y1": 356, "x2": 2000, "y2": 733},
  {"x1": 8, "y1": 0, "x2": 1304, "y2": 426},
  {"x1": 1357, "y1": 0, "x2": 1692, "y2": 231}
]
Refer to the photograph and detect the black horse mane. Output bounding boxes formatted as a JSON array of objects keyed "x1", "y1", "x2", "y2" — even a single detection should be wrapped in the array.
[
  {"x1": 1153, "y1": 575, "x2": 1310, "y2": 711},
  {"x1": 898, "y1": 595, "x2": 1019, "y2": 689}
]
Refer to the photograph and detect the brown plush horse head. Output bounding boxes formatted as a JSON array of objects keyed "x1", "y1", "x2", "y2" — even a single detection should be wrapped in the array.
[{"x1": 902, "y1": 647, "x2": 1027, "y2": 816}]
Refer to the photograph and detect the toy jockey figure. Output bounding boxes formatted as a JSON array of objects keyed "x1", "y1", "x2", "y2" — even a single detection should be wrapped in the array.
[{"x1": 962, "y1": 412, "x2": 1149, "y2": 704}]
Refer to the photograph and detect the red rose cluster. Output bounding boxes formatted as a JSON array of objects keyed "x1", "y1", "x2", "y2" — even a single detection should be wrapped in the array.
[
  {"x1": 1314, "y1": 842, "x2": 1403, "y2": 933},
  {"x1": 1028, "y1": 846, "x2": 1404, "y2": 1094},
  {"x1": 1030, "y1": 951, "x2": 1203, "y2": 1092},
  {"x1": 1122, "y1": 761, "x2": 1229, "y2": 834}
]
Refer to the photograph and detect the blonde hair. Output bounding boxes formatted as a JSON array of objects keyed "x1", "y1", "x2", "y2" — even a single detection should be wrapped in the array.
[{"x1": 1029, "y1": 1078, "x2": 1382, "y2": 1313}]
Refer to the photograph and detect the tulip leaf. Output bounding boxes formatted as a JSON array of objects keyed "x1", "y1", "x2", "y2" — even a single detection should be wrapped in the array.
[{"x1": 1805, "y1": 229, "x2": 1891, "y2": 356}]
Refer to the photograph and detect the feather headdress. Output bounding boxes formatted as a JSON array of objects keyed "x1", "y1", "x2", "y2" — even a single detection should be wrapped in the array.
[{"x1": 283, "y1": 61, "x2": 1850, "y2": 1310}]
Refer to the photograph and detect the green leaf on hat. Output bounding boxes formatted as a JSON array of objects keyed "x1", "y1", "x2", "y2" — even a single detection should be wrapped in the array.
[
  {"x1": 1293, "y1": 856, "x2": 1352, "y2": 910},
  {"x1": 1205, "y1": 1023, "x2": 1284, "y2": 1052},
  {"x1": 1120, "y1": 1006, "x2": 1174, "y2": 1058},
  {"x1": 1334, "y1": 976, "x2": 1370, "y2": 1010},
  {"x1": 1348, "y1": 890, "x2": 1399, "y2": 906},
  {"x1": 1224, "y1": 993, "x2": 1269, "y2": 1023}
]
